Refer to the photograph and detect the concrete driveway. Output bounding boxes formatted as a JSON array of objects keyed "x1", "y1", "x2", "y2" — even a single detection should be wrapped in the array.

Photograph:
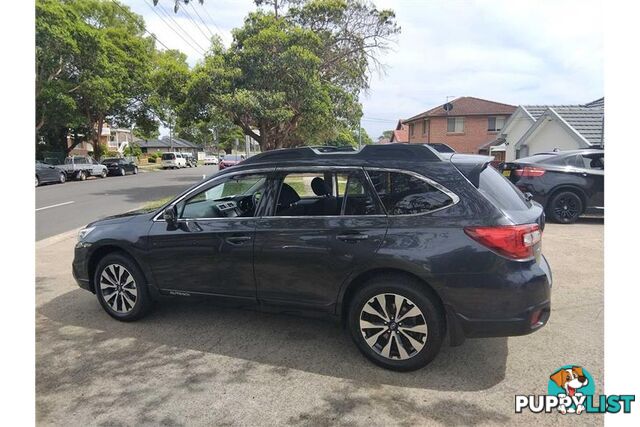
[{"x1": 36, "y1": 220, "x2": 603, "y2": 426}]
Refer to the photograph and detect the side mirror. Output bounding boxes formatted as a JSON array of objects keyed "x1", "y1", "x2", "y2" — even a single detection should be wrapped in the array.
[{"x1": 163, "y1": 205, "x2": 178, "y2": 226}]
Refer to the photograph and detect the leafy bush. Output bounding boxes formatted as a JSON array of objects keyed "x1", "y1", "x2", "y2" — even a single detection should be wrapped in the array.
[
  {"x1": 148, "y1": 156, "x2": 156, "y2": 163},
  {"x1": 123, "y1": 143, "x2": 142, "y2": 158}
]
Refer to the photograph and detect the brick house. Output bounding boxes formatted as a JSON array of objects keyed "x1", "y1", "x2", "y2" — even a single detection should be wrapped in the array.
[
  {"x1": 401, "y1": 97, "x2": 517, "y2": 154},
  {"x1": 389, "y1": 120, "x2": 408, "y2": 143}
]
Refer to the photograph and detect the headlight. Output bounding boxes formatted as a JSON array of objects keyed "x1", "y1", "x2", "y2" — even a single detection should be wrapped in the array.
[{"x1": 77, "y1": 226, "x2": 96, "y2": 242}]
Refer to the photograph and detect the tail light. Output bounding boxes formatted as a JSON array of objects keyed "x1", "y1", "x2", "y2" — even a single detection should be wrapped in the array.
[
  {"x1": 464, "y1": 224, "x2": 541, "y2": 260},
  {"x1": 514, "y1": 166, "x2": 545, "y2": 177}
]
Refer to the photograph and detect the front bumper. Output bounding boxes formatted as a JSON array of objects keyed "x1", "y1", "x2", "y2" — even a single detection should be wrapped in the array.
[{"x1": 72, "y1": 243, "x2": 93, "y2": 293}]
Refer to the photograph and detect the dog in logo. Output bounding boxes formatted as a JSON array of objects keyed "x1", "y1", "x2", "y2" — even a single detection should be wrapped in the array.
[{"x1": 549, "y1": 366, "x2": 589, "y2": 414}]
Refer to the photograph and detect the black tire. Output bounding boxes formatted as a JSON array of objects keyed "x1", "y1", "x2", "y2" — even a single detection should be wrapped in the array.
[
  {"x1": 78, "y1": 171, "x2": 87, "y2": 181},
  {"x1": 100, "y1": 169, "x2": 107, "y2": 178},
  {"x1": 547, "y1": 190, "x2": 583, "y2": 224},
  {"x1": 59, "y1": 172, "x2": 66, "y2": 183},
  {"x1": 133, "y1": 166, "x2": 138, "y2": 175},
  {"x1": 120, "y1": 168, "x2": 125, "y2": 176},
  {"x1": 94, "y1": 252, "x2": 153, "y2": 321},
  {"x1": 348, "y1": 274, "x2": 445, "y2": 371},
  {"x1": 35, "y1": 175, "x2": 40, "y2": 187}
]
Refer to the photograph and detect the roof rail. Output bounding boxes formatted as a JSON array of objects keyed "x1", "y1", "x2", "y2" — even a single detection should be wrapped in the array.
[{"x1": 242, "y1": 144, "x2": 442, "y2": 164}]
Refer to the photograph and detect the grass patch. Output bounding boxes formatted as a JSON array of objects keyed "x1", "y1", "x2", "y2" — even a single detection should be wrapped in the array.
[{"x1": 143, "y1": 196, "x2": 173, "y2": 210}]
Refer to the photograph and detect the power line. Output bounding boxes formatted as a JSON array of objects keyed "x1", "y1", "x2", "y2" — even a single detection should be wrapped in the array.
[
  {"x1": 188, "y1": 1, "x2": 216, "y2": 39},
  {"x1": 142, "y1": 0, "x2": 206, "y2": 55},
  {"x1": 198, "y1": 2, "x2": 225, "y2": 37},
  {"x1": 155, "y1": 1, "x2": 209, "y2": 53},
  {"x1": 179, "y1": 3, "x2": 213, "y2": 43},
  {"x1": 109, "y1": 0, "x2": 170, "y2": 50},
  {"x1": 148, "y1": 0, "x2": 207, "y2": 54}
]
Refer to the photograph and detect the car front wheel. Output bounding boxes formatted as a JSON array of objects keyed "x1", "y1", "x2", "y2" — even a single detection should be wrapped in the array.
[
  {"x1": 35, "y1": 175, "x2": 40, "y2": 187},
  {"x1": 547, "y1": 190, "x2": 583, "y2": 224},
  {"x1": 59, "y1": 172, "x2": 66, "y2": 183},
  {"x1": 348, "y1": 275, "x2": 445, "y2": 371},
  {"x1": 94, "y1": 253, "x2": 152, "y2": 321}
]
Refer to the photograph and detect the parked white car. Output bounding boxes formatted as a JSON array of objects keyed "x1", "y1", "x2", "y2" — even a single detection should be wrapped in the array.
[
  {"x1": 161, "y1": 152, "x2": 187, "y2": 169},
  {"x1": 203, "y1": 156, "x2": 219, "y2": 165}
]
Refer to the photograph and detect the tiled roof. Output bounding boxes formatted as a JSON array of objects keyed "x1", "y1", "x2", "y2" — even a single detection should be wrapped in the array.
[
  {"x1": 523, "y1": 105, "x2": 604, "y2": 145},
  {"x1": 404, "y1": 97, "x2": 517, "y2": 122},
  {"x1": 391, "y1": 128, "x2": 408, "y2": 143},
  {"x1": 136, "y1": 137, "x2": 200, "y2": 149}
]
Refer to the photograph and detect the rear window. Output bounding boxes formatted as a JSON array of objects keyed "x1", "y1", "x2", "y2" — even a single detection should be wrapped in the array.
[
  {"x1": 366, "y1": 170, "x2": 454, "y2": 215},
  {"x1": 479, "y1": 166, "x2": 529, "y2": 211},
  {"x1": 162, "y1": 153, "x2": 175, "y2": 160}
]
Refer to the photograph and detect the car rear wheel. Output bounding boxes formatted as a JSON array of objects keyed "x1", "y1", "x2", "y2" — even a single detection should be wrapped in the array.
[
  {"x1": 94, "y1": 253, "x2": 152, "y2": 321},
  {"x1": 348, "y1": 275, "x2": 445, "y2": 371},
  {"x1": 119, "y1": 168, "x2": 125, "y2": 176},
  {"x1": 59, "y1": 172, "x2": 66, "y2": 183},
  {"x1": 100, "y1": 169, "x2": 107, "y2": 178},
  {"x1": 133, "y1": 166, "x2": 138, "y2": 174},
  {"x1": 78, "y1": 171, "x2": 87, "y2": 181},
  {"x1": 547, "y1": 191, "x2": 583, "y2": 224},
  {"x1": 35, "y1": 175, "x2": 40, "y2": 187}
]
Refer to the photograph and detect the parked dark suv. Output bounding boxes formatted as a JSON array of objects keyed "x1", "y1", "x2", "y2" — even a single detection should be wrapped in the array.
[
  {"x1": 500, "y1": 149, "x2": 604, "y2": 223},
  {"x1": 72, "y1": 144, "x2": 552, "y2": 371}
]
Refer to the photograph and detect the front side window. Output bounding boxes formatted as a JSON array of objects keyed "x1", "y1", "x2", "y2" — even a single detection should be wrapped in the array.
[
  {"x1": 179, "y1": 174, "x2": 266, "y2": 219},
  {"x1": 366, "y1": 170, "x2": 454, "y2": 215},
  {"x1": 274, "y1": 170, "x2": 380, "y2": 217},
  {"x1": 447, "y1": 117, "x2": 464, "y2": 133}
]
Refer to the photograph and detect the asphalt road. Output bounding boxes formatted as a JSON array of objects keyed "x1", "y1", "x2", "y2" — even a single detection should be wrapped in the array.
[
  {"x1": 35, "y1": 165, "x2": 219, "y2": 240},
  {"x1": 35, "y1": 219, "x2": 603, "y2": 426}
]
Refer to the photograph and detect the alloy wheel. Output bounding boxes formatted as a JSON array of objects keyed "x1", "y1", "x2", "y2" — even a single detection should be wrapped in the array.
[
  {"x1": 100, "y1": 264, "x2": 138, "y2": 313},
  {"x1": 59, "y1": 173, "x2": 66, "y2": 183},
  {"x1": 359, "y1": 293, "x2": 428, "y2": 360},
  {"x1": 553, "y1": 195, "x2": 579, "y2": 221}
]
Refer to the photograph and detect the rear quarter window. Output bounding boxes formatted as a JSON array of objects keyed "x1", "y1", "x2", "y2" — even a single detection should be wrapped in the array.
[
  {"x1": 479, "y1": 166, "x2": 529, "y2": 211},
  {"x1": 366, "y1": 170, "x2": 455, "y2": 215}
]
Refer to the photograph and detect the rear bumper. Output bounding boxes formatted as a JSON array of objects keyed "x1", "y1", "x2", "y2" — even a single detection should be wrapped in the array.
[{"x1": 445, "y1": 254, "x2": 552, "y2": 343}]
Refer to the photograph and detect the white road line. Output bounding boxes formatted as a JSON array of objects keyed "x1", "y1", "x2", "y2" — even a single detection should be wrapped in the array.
[{"x1": 36, "y1": 201, "x2": 75, "y2": 212}]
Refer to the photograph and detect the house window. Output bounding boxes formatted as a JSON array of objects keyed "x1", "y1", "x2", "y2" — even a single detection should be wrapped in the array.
[
  {"x1": 409, "y1": 123, "x2": 415, "y2": 137},
  {"x1": 422, "y1": 119, "x2": 428, "y2": 135},
  {"x1": 447, "y1": 117, "x2": 464, "y2": 133},
  {"x1": 488, "y1": 116, "x2": 506, "y2": 132}
]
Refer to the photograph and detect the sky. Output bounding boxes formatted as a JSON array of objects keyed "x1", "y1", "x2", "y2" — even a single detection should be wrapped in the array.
[{"x1": 123, "y1": 0, "x2": 603, "y2": 139}]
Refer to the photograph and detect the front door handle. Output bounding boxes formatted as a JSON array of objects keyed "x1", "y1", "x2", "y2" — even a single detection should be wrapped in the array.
[
  {"x1": 226, "y1": 236, "x2": 252, "y2": 245},
  {"x1": 337, "y1": 233, "x2": 369, "y2": 242}
]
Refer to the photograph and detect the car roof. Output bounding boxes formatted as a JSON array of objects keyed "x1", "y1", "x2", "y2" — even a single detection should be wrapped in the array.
[{"x1": 242, "y1": 144, "x2": 442, "y2": 167}]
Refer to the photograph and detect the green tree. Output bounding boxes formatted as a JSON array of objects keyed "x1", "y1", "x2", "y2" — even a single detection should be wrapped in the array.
[
  {"x1": 36, "y1": 0, "x2": 155, "y2": 154},
  {"x1": 123, "y1": 142, "x2": 142, "y2": 158},
  {"x1": 190, "y1": 0, "x2": 399, "y2": 151},
  {"x1": 147, "y1": 49, "x2": 191, "y2": 145}
]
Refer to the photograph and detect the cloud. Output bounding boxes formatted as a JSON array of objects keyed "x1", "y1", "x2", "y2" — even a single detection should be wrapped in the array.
[{"x1": 125, "y1": 0, "x2": 603, "y2": 139}]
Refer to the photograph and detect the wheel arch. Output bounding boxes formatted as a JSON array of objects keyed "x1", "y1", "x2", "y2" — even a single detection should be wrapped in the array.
[
  {"x1": 88, "y1": 244, "x2": 148, "y2": 293},
  {"x1": 338, "y1": 268, "x2": 446, "y2": 324},
  {"x1": 546, "y1": 185, "x2": 588, "y2": 214}
]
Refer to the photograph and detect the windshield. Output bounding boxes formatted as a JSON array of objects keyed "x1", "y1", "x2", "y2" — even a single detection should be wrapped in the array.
[
  {"x1": 102, "y1": 158, "x2": 120, "y2": 163},
  {"x1": 162, "y1": 153, "x2": 175, "y2": 160}
]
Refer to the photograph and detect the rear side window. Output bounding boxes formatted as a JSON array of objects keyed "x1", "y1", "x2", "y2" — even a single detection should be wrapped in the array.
[
  {"x1": 479, "y1": 166, "x2": 529, "y2": 211},
  {"x1": 366, "y1": 170, "x2": 454, "y2": 215}
]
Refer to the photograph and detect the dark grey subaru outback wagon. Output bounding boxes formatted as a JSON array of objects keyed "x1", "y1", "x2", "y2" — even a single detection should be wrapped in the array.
[{"x1": 73, "y1": 144, "x2": 552, "y2": 371}]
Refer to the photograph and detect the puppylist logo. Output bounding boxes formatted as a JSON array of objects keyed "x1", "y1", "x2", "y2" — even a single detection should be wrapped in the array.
[{"x1": 515, "y1": 365, "x2": 636, "y2": 415}]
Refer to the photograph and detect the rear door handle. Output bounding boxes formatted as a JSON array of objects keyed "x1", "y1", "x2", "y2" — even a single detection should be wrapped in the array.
[
  {"x1": 337, "y1": 233, "x2": 369, "y2": 242},
  {"x1": 225, "y1": 236, "x2": 252, "y2": 245}
]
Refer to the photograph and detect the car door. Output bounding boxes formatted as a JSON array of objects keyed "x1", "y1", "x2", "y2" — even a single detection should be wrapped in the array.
[
  {"x1": 580, "y1": 152, "x2": 604, "y2": 212},
  {"x1": 38, "y1": 162, "x2": 58, "y2": 182},
  {"x1": 253, "y1": 167, "x2": 388, "y2": 310},
  {"x1": 144, "y1": 169, "x2": 273, "y2": 298}
]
